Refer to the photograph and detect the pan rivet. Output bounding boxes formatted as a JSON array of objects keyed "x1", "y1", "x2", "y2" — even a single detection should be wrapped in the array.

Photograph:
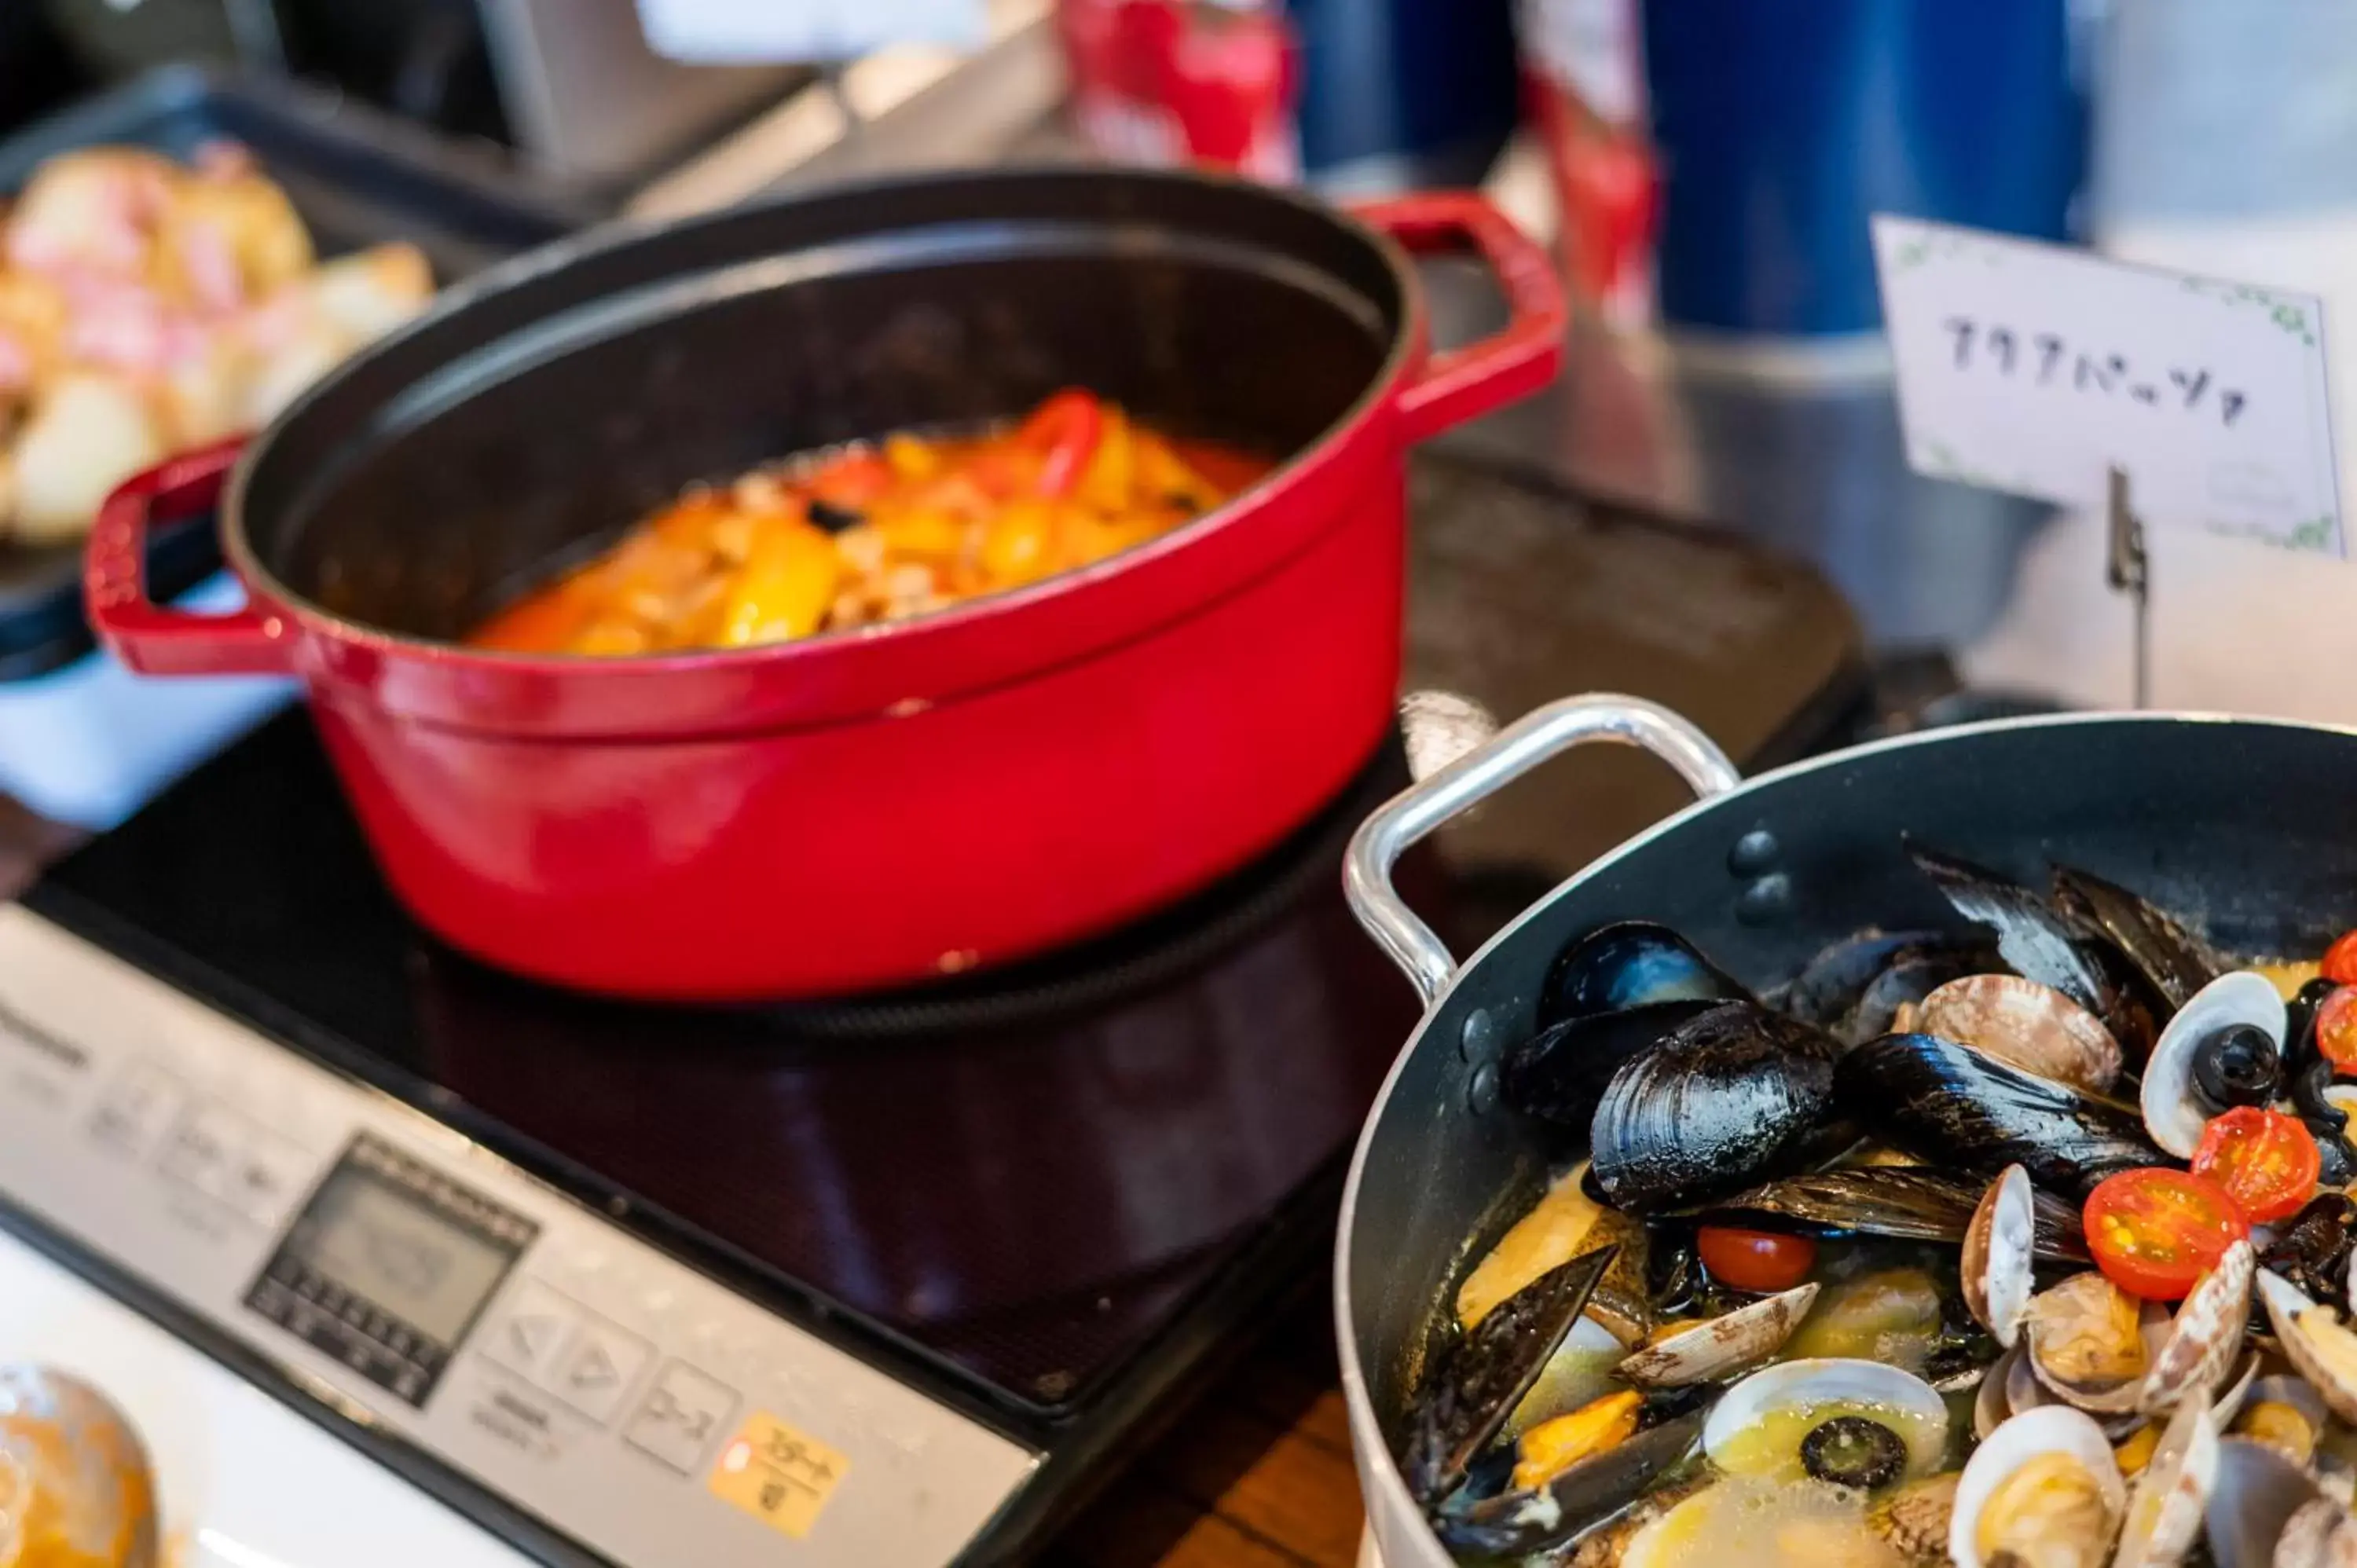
[
  {"x1": 1466, "y1": 1061, "x2": 1501, "y2": 1116},
  {"x1": 1460, "y1": 1008, "x2": 1498, "y2": 1064},
  {"x1": 1728, "y1": 829, "x2": 1781, "y2": 875},
  {"x1": 1736, "y1": 872, "x2": 1793, "y2": 925}
]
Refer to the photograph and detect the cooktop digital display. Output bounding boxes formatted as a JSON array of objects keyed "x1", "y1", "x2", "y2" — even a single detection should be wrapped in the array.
[{"x1": 247, "y1": 1133, "x2": 537, "y2": 1405}]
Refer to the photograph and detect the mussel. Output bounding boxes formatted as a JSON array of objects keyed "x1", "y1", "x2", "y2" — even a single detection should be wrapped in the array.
[
  {"x1": 2050, "y1": 863, "x2": 2224, "y2": 1015},
  {"x1": 1684, "y1": 1165, "x2": 2088, "y2": 1262},
  {"x1": 1403, "y1": 1245, "x2": 1619, "y2": 1505},
  {"x1": 1589, "y1": 1002, "x2": 1846, "y2": 1215},
  {"x1": 1836, "y1": 1032, "x2": 2167, "y2": 1200},
  {"x1": 1436, "y1": 1405, "x2": 1710, "y2": 1559},
  {"x1": 1541, "y1": 922, "x2": 1748, "y2": 1030},
  {"x1": 1908, "y1": 843, "x2": 2117, "y2": 1023},
  {"x1": 1770, "y1": 929, "x2": 1956, "y2": 1029},
  {"x1": 1504, "y1": 1001, "x2": 1721, "y2": 1134},
  {"x1": 2260, "y1": 1194, "x2": 2357, "y2": 1313}
]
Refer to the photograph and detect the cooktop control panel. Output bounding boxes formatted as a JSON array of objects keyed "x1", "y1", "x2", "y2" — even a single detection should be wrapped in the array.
[{"x1": 0, "y1": 907, "x2": 1038, "y2": 1566}]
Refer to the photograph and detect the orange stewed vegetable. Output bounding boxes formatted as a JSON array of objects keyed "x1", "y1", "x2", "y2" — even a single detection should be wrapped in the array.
[{"x1": 470, "y1": 390, "x2": 1268, "y2": 656}]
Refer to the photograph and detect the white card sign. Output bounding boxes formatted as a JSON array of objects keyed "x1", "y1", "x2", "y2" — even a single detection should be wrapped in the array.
[
  {"x1": 636, "y1": 0, "x2": 986, "y2": 61},
  {"x1": 1871, "y1": 214, "x2": 2344, "y2": 556}
]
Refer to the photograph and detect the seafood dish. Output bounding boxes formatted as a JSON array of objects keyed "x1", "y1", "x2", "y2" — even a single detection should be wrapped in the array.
[
  {"x1": 1401, "y1": 842, "x2": 2357, "y2": 1568},
  {"x1": 0, "y1": 144, "x2": 432, "y2": 546},
  {"x1": 468, "y1": 388, "x2": 1270, "y2": 655}
]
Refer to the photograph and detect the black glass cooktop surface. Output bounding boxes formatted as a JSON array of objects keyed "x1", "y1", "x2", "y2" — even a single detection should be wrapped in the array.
[{"x1": 28, "y1": 709, "x2": 1424, "y2": 1420}]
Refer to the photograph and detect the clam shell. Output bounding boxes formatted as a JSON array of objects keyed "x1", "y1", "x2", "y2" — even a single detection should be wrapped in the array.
[
  {"x1": 2141, "y1": 1240, "x2": 2256, "y2": 1415},
  {"x1": 2027, "y1": 1271, "x2": 2167, "y2": 1414},
  {"x1": 2205, "y1": 1436, "x2": 2326, "y2": 1568},
  {"x1": 2231, "y1": 1374, "x2": 2327, "y2": 1464},
  {"x1": 2255, "y1": 1270, "x2": 2357, "y2": 1427},
  {"x1": 2142, "y1": 973, "x2": 2287, "y2": 1159},
  {"x1": 1949, "y1": 1405, "x2": 2126, "y2": 1568},
  {"x1": 1919, "y1": 973, "x2": 2124, "y2": 1094},
  {"x1": 2115, "y1": 1397, "x2": 2220, "y2": 1568},
  {"x1": 1617, "y1": 1284, "x2": 1819, "y2": 1389},
  {"x1": 2272, "y1": 1498, "x2": 2357, "y2": 1568},
  {"x1": 1702, "y1": 1357, "x2": 1949, "y2": 1478},
  {"x1": 1963, "y1": 1165, "x2": 2038, "y2": 1348},
  {"x1": 2212, "y1": 1352, "x2": 2263, "y2": 1429},
  {"x1": 1977, "y1": 1344, "x2": 2025, "y2": 1439}
]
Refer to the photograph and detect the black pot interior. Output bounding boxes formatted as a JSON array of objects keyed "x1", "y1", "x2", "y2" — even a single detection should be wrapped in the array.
[
  {"x1": 1347, "y1": 716, "x2": 2357, "y2": 1453},
  {"x1": 237, "y1": 170, "x2": 1406, "y2": 643}
]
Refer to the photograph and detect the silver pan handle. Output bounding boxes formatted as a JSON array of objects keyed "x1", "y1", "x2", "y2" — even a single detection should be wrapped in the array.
[{"x1": 1345, "y1": 694, "x2": 1743, "y2": 1006}]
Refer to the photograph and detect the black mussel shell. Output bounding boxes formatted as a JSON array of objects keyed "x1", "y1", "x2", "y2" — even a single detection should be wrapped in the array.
[
  {"x1": 1589, "y1": 1002, "x2": 1846, "y2": 1215},
  {"x1": 2190, "y1": 1023, "x2": 2284, "y2": 1113},
  {"x1": 1834, "y1": 1032, "x2": 2166, "y2": 1200},
  {"x1": 1502, "y1": 1000, "x2": 1719, "y2": 1131},
  {"x1": 1435, "y1": 1408, "x2": 1707, "y2": 1558},
  {"x1": 1832, "y1": 946, "x2": 1993, "y2": 1049},
  {"x1": 1769, "y1": 929, "x2": 1960, "y2": 1028},
  {"x1": 1681, "y1": 1166, "x2": 2089, "y2": 1261},
  {"x1": 2261, "y1": 1192, "x2": 2357, "y2": 1310},
  {"x1": 1907, "y1": 843, "x2": 2144, "y2": 1050},
  {"x1": 2050, "y1": 863, "x2": 2224, "y2": 1014},
  {"x1": 1401, "y1": 1247, "x2": 1617, "y2": 1506},
  {"x1": 1540, "y1": 922, "x2": 1747, "y2": 1029}
]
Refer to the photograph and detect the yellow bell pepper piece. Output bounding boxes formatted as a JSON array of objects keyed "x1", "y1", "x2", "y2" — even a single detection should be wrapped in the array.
[{"x1": 719, "y1": 519, "x2": 840, "y2": 645}]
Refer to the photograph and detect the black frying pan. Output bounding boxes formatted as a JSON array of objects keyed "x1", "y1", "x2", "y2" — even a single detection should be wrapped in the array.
[{"x1": 1331, "y1": 696, "x2": 2357, "y2": 1567}]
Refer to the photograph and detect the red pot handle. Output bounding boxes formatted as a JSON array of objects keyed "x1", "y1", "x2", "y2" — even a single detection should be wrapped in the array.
[
  {"x1": 84, "y1": 437, "x2": 296, "y2": 677},
  {"x1": 1355, "y1": 192, "x2": 1567, "y2": 442}
]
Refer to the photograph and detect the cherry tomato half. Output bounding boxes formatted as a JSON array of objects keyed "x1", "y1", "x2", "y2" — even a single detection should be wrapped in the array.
[
  {"x1": 1696, "y1": 1226, "x2": 1816, "y2": 1292},
  {"x1": 2324, "y1": 930, "x2": 2357, "y2": 986},
  {"x1": 2317, "y1": 986, "x2": 2357, "y2": 1075},
  {"x1": 2191, "y1": 1106, "x2": 2321, "y2": 1225},
  {"x1": 2083, "y1": 1168, "x2": 2249, "y2": 1301}
]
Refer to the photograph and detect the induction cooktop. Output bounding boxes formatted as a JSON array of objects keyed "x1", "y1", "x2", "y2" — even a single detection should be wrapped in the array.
[{"x1": 0, "y1": 456, "x2": 1868, "y2": 1566}]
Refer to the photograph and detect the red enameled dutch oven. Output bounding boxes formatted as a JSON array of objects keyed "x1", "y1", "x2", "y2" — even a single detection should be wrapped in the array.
[{"x1": 86, "y1": 168, "x2": 1563, "y2": 1001}]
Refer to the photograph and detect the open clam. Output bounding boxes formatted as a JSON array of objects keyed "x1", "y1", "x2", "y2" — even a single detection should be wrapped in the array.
[
  {"x1": 1963, "y1": 1165, "x2": 2038, "y2": 1349},
  {"x1": 2231, "y1": 1376, "x2": 2330, "y2": 1467},
  {"x1": 2142, "y1": 973, "x2": 2289, "y2": 1159},
  {"x1": 1950, "y1": 1405, "x2": 2126, "y2": 1568},
  {"x1": 2113, "y1": 1396, "x2": 2220, "y2": 1568},
  {"x1": 2139, "y1": 1240, "x2": 2255, "y2": 1416},
  {"x1": 1703, "y1": 1358, "x2": 1948, "y2": 1489},
  {"x1": 2204, "y1": 1436, "x2": 2331, "y2": 1568},
  {"x1": 1917, "y1": 974, "x2": 2124, "y2": 1095},
  {"x1": 2025, "y1": 1271, "x2": 2164, "y2": 1415},
  {"x1": 1618, "y1": 1284, "x2": 1820, "y2": 1390},
  {"x1": 2254, "y1": 1269, "x2": 2357, "y2": 1427}
]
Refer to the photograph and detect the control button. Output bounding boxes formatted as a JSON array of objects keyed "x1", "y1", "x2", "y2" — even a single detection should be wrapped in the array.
[
  {"x1": 551, "y1": 1321, "x2": 653, "y2": 1425},
  {"x1": 88, "y1": 1062, "x2": 185, "y2": 1159},
  {"x1": 624, "y1": 1362, "x2": 737, "y2": 1475},
  {"x1": 153, "y1": 1101, "x2": 310, "y2": 1225},
  {"x1": 478, "y1": 1280, "x2": 581, "y2": 1387},
  {"x1": 711, "y1": 1411, "x2": 851, "y2": 1541}
]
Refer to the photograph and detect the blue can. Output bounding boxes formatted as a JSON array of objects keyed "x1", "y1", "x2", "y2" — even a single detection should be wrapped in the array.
[{"x1": 1642, "y1": 0, "x2": 2085, "y2": 335}]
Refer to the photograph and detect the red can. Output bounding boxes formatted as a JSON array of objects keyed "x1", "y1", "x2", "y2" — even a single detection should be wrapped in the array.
[{"x1": 88, "y1": 170, "x2": 1562, "y2": 1001}]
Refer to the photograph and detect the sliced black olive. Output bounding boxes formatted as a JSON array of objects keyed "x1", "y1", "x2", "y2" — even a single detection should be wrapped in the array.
[
  {"x1": 2286, "y1": 976, "x2": 2341, "y2": 1070},
  {"x1": 807, "y1": 498, "x2": 865, "y2": 532},
  {"x1": 1800, "y1": 1416, "x2": 1907, "y2": 1489},
  {"x1": 2291, "y1": 1057, "x2": 2348, "y2": 1134},
  {"x1": 2191, "y1": 1024, "x2": 2283, "y2": 1112}
]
